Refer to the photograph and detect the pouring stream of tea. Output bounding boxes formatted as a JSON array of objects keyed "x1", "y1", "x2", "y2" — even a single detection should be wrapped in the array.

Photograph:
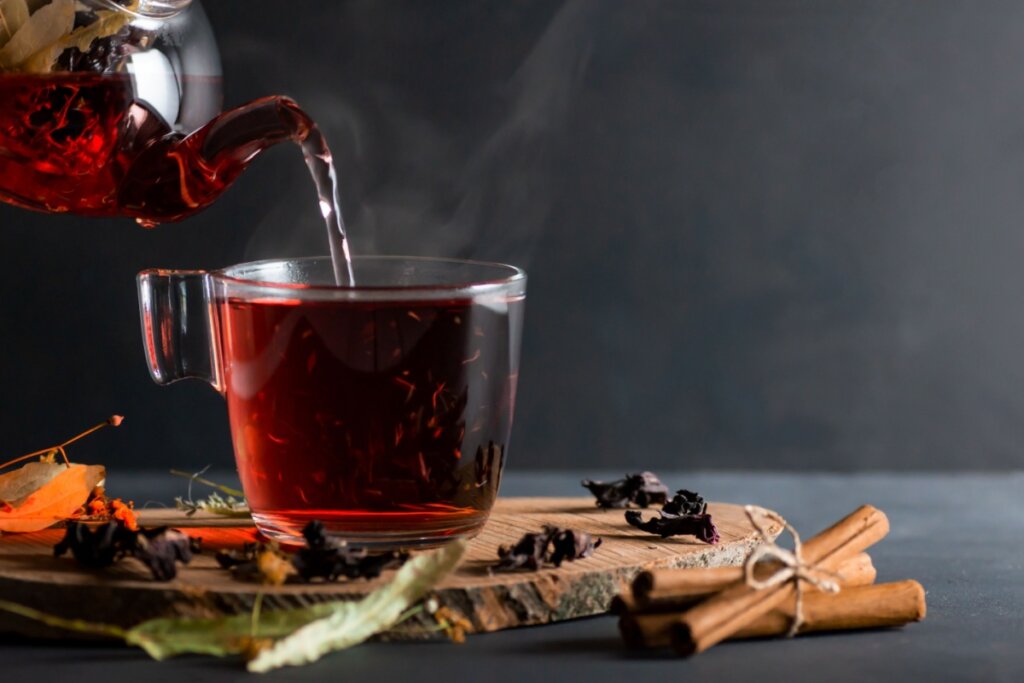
[
  {"x1": 299, "y1": 122, "x2": 355, "y2": 286},
  {"x1": 153, "y1": 94, "x2": 357, "y2": 286}
]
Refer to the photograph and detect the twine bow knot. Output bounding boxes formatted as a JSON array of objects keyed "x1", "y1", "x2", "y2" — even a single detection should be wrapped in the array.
[{"x1": 742, "y1": 505, "x2": 841, "y2": 638}]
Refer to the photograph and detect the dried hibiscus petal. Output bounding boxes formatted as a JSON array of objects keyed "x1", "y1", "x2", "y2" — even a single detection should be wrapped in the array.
[
  {"x1": 546, "y1": 526, "x2": 602, "y2": 567},
  {"x1": 54, "y1": 521, "x2": 196, "y2": 580},
  {"x1": 292, "y1": 521, "x2": 407, "y2": 582},
  {"x1": 134, "y1": 527, "x2": 194, "y2": 581},
  {"x1": 494, "y1": 530, "x2": 550, "y2": 572},
  {"x1": 581, "y1": 471, "x2": 670, "y2": 509},
  {"x1": 661, "y1": 489, "x2": 707, "y2": 517},
  {"x1": 54, "y1": 521, "x2": 134, "y2": 568},
  {"x1": 624, "y1": 509, "x2": 720, "y2": 544},
  {"x1": 493, "y1": 525, "x2": 602, "y2": 572}
]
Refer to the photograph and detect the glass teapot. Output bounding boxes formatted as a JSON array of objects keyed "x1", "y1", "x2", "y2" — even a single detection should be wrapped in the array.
[{"x1": 0, "y1": 0, "x2": 317, "y2": 227}]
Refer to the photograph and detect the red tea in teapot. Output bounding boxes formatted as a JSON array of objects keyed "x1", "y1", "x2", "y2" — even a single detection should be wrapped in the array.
[
  {"x1": 0, "y1": 72, "x2": 210, "y2": 217},
  {"x1": 0, "y1": 70, "x2": 353, "y2": 283},
  {"x1": 217, "y1": 294, "x2": 524, "y2": 544},
  {"x1": 0, "y1": 0, "x2": 353, "y2": 281}
]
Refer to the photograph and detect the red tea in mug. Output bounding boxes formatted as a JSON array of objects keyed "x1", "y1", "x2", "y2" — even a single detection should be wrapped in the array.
[{"x1": 215, "y1": 294, "x2": 523, "y2": 544}]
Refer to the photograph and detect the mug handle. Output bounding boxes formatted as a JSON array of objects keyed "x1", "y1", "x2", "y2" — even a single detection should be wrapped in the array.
[{"x1": 137, "y1": 269, "x2": 223, "y2": 392}]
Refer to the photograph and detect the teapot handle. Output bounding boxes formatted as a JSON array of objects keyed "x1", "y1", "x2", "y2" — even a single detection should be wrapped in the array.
[{"x1": 136, "y1": 269, "x2": 223, "y2": 392}]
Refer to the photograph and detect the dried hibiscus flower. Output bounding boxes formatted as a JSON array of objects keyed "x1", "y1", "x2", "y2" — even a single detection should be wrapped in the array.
[
  {"x1": 661, "y1": 489, "x2": 707, "y2": 517},
  {"x1": 493, "y1": 525, "x2": 602, "y2": 572},
  {"x1": 624, "y1": 490, "x2": 720, "y2": 545},
  {"x1": 53, "y1": 520, "x2": 135, "y2": 568},
  {"x1": 133, "y1": 527, "x2": 195, "y2": 581},
  {"x1": 625, "y1": 510, "x2": 720, "y2": 544},
  {"x1": 54, "y1": 520, "x2": 197, "y2": 580},
  {"x1": 493, "y1": 530, "x2": 550, "y2": 572},
  {"x1": 581, "y1": 471, "x2": 670, "y2": 509},
  {"x1": 292, "y1": 521, "x2": 407, "y2": 582}
]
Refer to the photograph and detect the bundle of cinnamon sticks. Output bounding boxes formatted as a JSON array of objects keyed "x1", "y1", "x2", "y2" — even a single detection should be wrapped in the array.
[{"x1": 615, "y1": 504, "x2": 926, "y2": 655}]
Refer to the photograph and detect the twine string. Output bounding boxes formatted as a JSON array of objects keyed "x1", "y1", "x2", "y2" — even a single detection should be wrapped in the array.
[{"x1": 742, "y1": 505, "x2": 841, "y2": 638}]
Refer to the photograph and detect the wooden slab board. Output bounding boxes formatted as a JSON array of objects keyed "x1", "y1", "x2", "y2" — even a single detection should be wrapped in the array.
[{"x1": 0, "y1": 497, "x2": 780, "y2": 639}]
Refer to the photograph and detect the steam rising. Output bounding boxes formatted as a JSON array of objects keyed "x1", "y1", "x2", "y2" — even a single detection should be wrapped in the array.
[{"x1": 242, "y1": 0, "x2": 596, "y2": 267}]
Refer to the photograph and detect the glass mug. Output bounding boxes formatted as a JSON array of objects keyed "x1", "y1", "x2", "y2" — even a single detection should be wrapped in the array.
[{"x1": 137, "y1": 256, "x2": 526, "y2": 546}]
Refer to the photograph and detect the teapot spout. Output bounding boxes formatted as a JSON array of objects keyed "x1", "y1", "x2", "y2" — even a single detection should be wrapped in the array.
[{"x1": 118, "y1": 96, "x2": 317, "y2": 226}]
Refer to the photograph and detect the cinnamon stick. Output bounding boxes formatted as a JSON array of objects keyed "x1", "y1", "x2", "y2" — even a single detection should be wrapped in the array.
[
  {"x1": 620, "y1": 580, "x2": 925, "y2": 649},
  {"x1": 669, "y1": 504, "x2": 890, "y2": 656},
  {"x1": 621, "y1": 552, "x2": 875, "y2": 614}
]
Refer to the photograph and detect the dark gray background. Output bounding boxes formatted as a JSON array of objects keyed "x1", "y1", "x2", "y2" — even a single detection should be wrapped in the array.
[{"x1": 1, "y1": 0, "x2": 1021, "y2": 472}]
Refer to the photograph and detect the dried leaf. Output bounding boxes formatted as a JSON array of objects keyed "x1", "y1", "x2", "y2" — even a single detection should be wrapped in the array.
[
  {"x1": 0, "y1": 463, "x2": 104, "y2": 533},
  {"x1": 119, "y1": 540, "x2": 465, "y2": 662},
  {"x1": 0, "y1": 0, "x2": 73, "y2": 69},
  {"x1": 0, "y1": 0, "x2": 31, "y2": 47},
  {"x1": 246, "y1": 540, "x2": 466, "y2": 672},
  {"x1": 4, "y1": 0, "x2": 140, "y2": 73},
  {"x1": 174, "y1": 492, "x2": 250, "y2": 518},
  {"x1": 0, "y1": 540, "x2": 466, "y2": 670},
  {"x1": 0, "y1": 461, "x2": 64, "y2": 505}
]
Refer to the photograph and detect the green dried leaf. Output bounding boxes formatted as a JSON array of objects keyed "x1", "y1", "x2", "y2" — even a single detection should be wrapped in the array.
[
  {"x1": 174, "y1": 492, "x2": 250, "y2": 518},
  {"x1": 0, "y1": 597, "x2": 129, "y2": 640},
  {"x1": 246, "y1": 540, "x2": 466, "y2": 672},
  {"x1": 125, "y1": 602, "x2": 338, "y2": 660},
  {"x1": 171, "y1": 467, "x2": 249, "y2": 517},
  {"x1": 0, "y1": 540, "x2": 467, "y2": 671}
]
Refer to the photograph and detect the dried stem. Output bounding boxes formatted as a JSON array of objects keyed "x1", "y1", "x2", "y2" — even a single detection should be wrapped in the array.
[
  {"x1": 0, "y1": 416, "x2": 124, "y2": 472},
  {"x1": 251, "y1": 593, "x2": 265, "y2": 638},
  {"x1": 0, "y1": 599, "x2": 128, "y2": 641},
  {"x1": 170, "y1": 468, "x2": 245, "y2": 498}
]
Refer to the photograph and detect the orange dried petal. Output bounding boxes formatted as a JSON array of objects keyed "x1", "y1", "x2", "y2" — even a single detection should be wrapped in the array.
[{"x1": 110, "y1": 498, "x2": 139, "y2": 531}]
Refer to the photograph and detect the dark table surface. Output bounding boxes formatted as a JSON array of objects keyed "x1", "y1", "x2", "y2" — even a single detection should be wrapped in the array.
[{"x1": 3, "y1": 470, "x2": 1021, "y2": 682}]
